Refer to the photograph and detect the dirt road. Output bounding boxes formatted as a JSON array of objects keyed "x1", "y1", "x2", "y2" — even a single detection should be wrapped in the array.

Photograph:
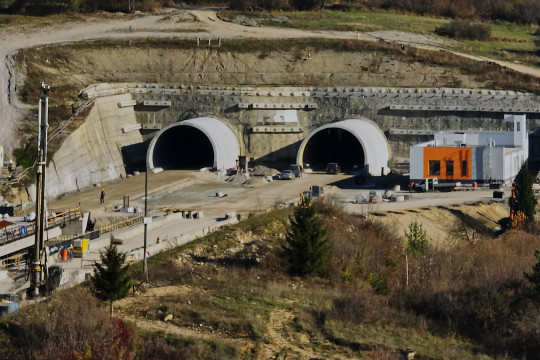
[{"x1": 2, "y1": 8, "x2": 540, "y2": 155}]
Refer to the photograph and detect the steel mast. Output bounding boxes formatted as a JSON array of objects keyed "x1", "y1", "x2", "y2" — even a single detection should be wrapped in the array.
[{"x1": 30, "y1": 82, "x2": 49, "y2": 297}]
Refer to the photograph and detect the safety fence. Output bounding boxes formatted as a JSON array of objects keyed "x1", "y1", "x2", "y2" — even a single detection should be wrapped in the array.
[{"x1": 0, "y1": 207, "x2": 82, "y2": 245}]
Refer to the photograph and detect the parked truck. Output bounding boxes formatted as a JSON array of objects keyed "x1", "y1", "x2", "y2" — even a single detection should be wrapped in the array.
[{"x1": 412, "y1": 178, "x2": 458, "y2": 192}]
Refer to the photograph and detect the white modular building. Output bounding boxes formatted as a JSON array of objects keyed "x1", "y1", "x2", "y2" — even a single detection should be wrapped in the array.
[{"x1": 410, "y1": 114, "x2": 528, "y2": 183}]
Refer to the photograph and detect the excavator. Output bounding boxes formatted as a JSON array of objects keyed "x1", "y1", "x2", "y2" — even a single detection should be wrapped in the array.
[{"x1": 301, "y1": 185, "x2": 325, "y2": 205}]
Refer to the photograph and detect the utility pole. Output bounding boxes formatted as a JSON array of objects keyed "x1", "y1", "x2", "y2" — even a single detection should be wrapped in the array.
[
  {"x1": 133, "y1": 170, "x2": 156, "y2": 292},
  {"x1": 142, "y1": 169, "x2": 149, "y2": 281},
  {"x1": 30, "y1": 82, "x2": 50, "y2": 297}
]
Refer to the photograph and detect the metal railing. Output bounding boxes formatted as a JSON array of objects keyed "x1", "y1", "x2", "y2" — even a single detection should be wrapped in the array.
[
  {"x1": 52, "y1": 214, "x2": 144, "y2": 244},
  {"x1": 0, "y1": 207, "x2": 81, "y2": 245},
  {"x1": 98, "y1": 215, "x2": 143, "y2": 236}
]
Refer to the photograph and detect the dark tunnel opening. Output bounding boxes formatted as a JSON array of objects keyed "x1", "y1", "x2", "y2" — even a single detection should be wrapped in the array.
[
  {"x1": 302, "y1": 128, "x2": 365, "y2": 172},
  {"x1": 152, "y1": 126, "x2": 214, "y2": 170}
]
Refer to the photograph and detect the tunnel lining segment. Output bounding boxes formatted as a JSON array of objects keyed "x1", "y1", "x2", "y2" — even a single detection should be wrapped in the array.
[
  {"x1": 297, "y1": 118, "x2": 390, "y2": 176},
  {"x1": 147, "y1": 117, "x2": 240, "y2": 171}
]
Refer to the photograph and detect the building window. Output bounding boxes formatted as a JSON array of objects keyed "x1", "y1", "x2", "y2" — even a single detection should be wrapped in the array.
[
  {"x1": 462, "y1": 160, "x2": 467, "y2": 176},
  {"x1": 446, "y1": 160, "x2": 454, "y2": 175},
  {"x1": 429, "y1": 160, "x2": 440, "y2": 175}
]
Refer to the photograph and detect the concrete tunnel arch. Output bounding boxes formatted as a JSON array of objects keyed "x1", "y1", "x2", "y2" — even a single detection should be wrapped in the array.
[
  {"x1": 297, "y1": 118, "x2": 390, "y2": 175},
  {"x1": 147, "y1": 117, "x2": 240, "y2": 171}
]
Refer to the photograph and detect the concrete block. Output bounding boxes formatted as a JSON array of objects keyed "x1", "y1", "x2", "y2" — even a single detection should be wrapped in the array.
[
  {"x1": 122, "y1": 124, "x2": 142, "y2": 133},
  {"x1": 117, "y1": 100, "x2": 137, "y2": 108}
]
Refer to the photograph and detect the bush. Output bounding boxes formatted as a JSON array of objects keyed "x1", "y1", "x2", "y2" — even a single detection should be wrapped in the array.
[
  {"x1": 321, "y1": 205, "x2": 402, "y2": 291},
  {"x1": 435, "y1": 21, "x2": 491, "y2": 40},
  {"x1": 0, "y1": 288, "x2": 135, "y2": 360},
  {"x1": 290, "y1": 0, "x2": 319, "y2": 11}
]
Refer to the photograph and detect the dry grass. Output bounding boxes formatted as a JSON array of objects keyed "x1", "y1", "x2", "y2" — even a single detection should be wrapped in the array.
[
  {"x1": 117, "y1": 204, "x2": 540, "y2": 358},
  {"x1": 3, "y1": 204, "x2": 537, "y2": 358}
]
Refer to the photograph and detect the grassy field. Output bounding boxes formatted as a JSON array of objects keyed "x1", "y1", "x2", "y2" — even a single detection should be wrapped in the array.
[{"x1": 219, "y1": 9, "x2": 540, "y2": 67}]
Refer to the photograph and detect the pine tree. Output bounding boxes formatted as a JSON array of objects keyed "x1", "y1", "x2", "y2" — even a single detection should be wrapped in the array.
[
  {"x1": 525, "y1": 250, "x2": 540, "y2": 295},
  {"x1": 509, "y1": 163, "x2": 537, "y2": 225},
  {"x1": 405, "y1": 221, "x2": 428, "y2": 256},
  {"x1": 91, "y1": 243, "x2": 132, "y2": 313},
  {"x1": 404, "y1": 221, "x2": 428, "y2": 289},
  {"x1": 284, "y1": 200, "x2": 331, "y2": 277}
]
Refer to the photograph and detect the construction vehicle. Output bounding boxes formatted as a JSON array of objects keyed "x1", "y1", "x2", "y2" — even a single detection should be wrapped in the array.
[
  {"x1": 310, "y1": 185, "x2": 324, "y2": 198},
  {"x1": 73, "y1": 239, "x2": 90, "y2": 258},
  {"x1": 301, "y1": 185, "x2": 325, "y2": 204},
  {"x1": 46, "y1": 265, "x2": 69, "y2": 290}
]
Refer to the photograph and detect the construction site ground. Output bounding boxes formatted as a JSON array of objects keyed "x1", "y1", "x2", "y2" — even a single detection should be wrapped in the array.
[
  {"x1": 0, "y1": 169, "x2": 511, "y2": 295},
  {"x1": 49, "y1": 169, "x2": 510, "y2": 250}
]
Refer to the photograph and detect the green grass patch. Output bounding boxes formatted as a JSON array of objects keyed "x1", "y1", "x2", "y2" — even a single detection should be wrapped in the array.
[
  {"x1": 220, "y1": 9, "x2": 445, "y2": 33},
  {"x1": 135, "y1": 329, "x2": 239, "y2": 360},
  {"x1": 164, "y1": 333, "x2": 239, "y2": 359},
  {"x1": 167, "y1": 292, "x2": 269, "y2": 339},
  {"x1": 324, "y1": 321, "x2": 491, "y2": 359},
  {"x1": 219, "y1": 9, "x2": 540, "y2": 68},
  {"x1": 145, "y1": 209, "x2": 291, "y2": 264}
]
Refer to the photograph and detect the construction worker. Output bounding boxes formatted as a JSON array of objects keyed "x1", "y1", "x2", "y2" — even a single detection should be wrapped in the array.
[{"x1": 100, "y1": 188, "x2": 105, "y2": 204}]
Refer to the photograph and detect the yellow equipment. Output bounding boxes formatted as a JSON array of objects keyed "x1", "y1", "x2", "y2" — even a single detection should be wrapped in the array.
[
  {"x1": 301, "y1": 186, "x2": 325, "y2": 206},
  {"x1": 73, "y1": 239, "x2": 89, "y2": 258}
]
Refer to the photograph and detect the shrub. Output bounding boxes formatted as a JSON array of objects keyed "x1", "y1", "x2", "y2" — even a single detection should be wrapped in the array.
[
  {"x1": 322, "y1": 205, "x2": 402, "y2": 291},
  {"x1": 524, "y1": 250, "x2": 540, "y2": 295},
  {"x1": 435, "y1": 20, "x2": 491, "y2": 40},
  {"x1": 1, "y1": 288, "x2": 135, "y2": 360},
  {"x1": 405, "y1": 221, "x2": 428, "y2": 256}
]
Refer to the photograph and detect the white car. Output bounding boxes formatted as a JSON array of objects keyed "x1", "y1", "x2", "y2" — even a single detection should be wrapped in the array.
[{"x1": 280, "y1": 170, "x2": 295, "y2": 180}]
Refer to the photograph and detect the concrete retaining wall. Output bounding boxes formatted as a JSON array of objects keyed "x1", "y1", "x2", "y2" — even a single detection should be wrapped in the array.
[{"x1": 45, "y1": 94, "x2": 143, "y2": 199}]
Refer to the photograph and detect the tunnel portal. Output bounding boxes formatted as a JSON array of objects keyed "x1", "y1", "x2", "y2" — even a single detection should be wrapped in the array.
[
  {"x1": 152, "y1": 126, "x2": 213, "y2": 170},
  {"x1": 147, "y1": 117, "x2": 240, "y2": 171},
  {"x1": 302, "y1": 128, "x2": 365, "y2": 172},
  {"x1": 297, "y1": 119, "x2": 390, "y2": 176}
]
